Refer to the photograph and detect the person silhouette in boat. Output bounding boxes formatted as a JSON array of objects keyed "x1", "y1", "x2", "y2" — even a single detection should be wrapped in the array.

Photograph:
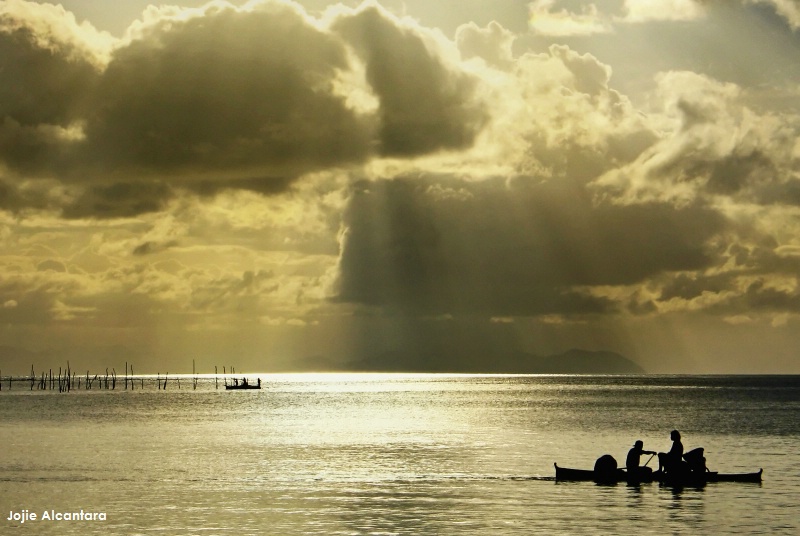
[
  {"x1": 658, "y1": 430, "x2": 684, "y2": 473},
  {"x1": 626, "y1": 440, "x2": 656, "y2": 479}
]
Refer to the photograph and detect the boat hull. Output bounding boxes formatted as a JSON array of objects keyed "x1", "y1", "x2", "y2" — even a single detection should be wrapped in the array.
[
  {"x1": 554, "y1": 463, "x2": 762, "y2": 485},
  {"x1": 224, "y1": 385, "x2": 261, "y2": 390}
]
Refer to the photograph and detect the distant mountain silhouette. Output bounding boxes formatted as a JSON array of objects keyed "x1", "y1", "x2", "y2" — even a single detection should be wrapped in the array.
[
  {"x1": 529, "y1": 349, "x2": 645, "y2": 374},
  {"x1": 345, "y1": 348, "x2": 645, "y2": 374}
]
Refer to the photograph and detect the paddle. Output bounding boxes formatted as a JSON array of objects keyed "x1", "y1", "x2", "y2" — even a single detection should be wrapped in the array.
[{"x1": 644, "y1": 453, "x2": 656, "y2": 467}]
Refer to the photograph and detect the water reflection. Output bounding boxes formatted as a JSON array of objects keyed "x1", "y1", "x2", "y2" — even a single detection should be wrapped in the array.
[
  {"x1": 1, "y1": 375, "x2": 797, "y2": 535},
  {"x1": 662, "y1": 484, "x2": 706, "y2": 531}
]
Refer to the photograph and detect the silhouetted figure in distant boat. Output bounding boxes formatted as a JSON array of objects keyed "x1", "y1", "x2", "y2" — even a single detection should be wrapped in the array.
[
  {"x1": 257, "y1": 378, "x2": 261, "y2": 388},
  {"x1": 242, "y1": 377, "x2": 248, "y2": 387},
  {"x1": 626, "y1": 440, "x2": 656, "y2": 479},
  {"x1": 658, "y1": 430, "x2": 684, "y2": 473}
]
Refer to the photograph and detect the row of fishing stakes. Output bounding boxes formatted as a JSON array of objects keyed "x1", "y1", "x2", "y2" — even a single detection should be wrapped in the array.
[{"x1": 0, "y1": 361, "x2": 240, "y2": 391}]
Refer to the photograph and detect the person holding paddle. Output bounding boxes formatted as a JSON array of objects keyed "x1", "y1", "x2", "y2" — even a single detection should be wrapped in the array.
[{"x1": 626, "y1": 440, "x2": 656, "y2": 479}]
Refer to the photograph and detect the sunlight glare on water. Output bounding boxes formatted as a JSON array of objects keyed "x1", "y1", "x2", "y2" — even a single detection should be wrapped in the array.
[{"x1": 1, "y1": 374, "x2": 798, "y2": 535}]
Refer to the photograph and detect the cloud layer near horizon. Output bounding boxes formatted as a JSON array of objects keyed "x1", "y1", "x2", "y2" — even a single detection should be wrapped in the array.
[{"x1": 1, "y1": 0, "x2": 799, "y2": 373}]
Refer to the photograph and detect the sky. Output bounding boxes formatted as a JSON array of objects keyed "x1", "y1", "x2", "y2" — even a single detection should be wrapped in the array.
[{"x1": 1, "y1": 0, "x2": 800, "y2": 374}]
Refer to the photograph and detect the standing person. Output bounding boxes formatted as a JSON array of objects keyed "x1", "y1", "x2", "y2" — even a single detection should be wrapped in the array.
[
  {"x1": 658, "y1": 430, "x2": 684, "y2": 473},
  {"x1": 626, "y1": 440, "x2": 656, "y2": 479}
]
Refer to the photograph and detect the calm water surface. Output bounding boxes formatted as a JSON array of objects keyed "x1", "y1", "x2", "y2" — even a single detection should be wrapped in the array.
[{"x1": 1, "y1": 374, "x2": 798, "y2": 534}]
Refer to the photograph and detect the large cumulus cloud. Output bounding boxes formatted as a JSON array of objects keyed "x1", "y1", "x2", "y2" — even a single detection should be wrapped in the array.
[
  {"x1": 331, "y1": 4, "x2": 487, "y2": 156},
  {"x1": 0, "y1": 0, "x2": 488, "y2": 217},
  {"x1": 592, "y1": 71, "x2": 800, "y2": 206},
  {"x1": 327, "y1": 10, "x2": 800, "y2": 326},
  {"x1": 82, "y1": 1, "x2": 373, "y2": 181}
]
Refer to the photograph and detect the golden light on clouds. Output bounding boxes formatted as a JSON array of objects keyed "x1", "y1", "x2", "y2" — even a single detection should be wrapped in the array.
[{"x1": 0, "y1": 0, "x2": 799, "y2": 374}]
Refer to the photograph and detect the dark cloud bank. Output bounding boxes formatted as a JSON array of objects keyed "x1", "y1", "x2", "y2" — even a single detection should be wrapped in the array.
[
  {"x1": 334, "y1": 176, "x2": 727, "y2": 317},
  {"x1": 0, "y1": 1, "x2": 485, "y2": 217}
]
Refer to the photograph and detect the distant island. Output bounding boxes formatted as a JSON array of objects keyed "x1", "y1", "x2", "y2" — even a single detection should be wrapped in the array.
[
  {"x1": 344, "y1": 348, "x2": 645, "y2": 374},
  {"x1": 522, "y1": 349, "x2": 645, "y2": 374}
]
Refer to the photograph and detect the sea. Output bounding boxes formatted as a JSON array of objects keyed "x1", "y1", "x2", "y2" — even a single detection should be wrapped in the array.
[{"x1": 1, "y1": 374, "x2": 798, "y2": 535}]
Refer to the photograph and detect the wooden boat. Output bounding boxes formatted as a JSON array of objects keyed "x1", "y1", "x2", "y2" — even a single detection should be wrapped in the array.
[
  {"x1": 554, "y1": 463, "x2": 762, "y2": 485},
  {"x1": 659, "y1": 468, "x2": 763, "y2": 485},
  {"x1": 554, "y1": 464, "x2": 623, "y2": 482},
  {"x1": 225, "y1": 379, "x2": 262, "y2": 390}
]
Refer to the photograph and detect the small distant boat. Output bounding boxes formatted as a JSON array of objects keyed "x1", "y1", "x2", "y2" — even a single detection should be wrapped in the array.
[
  {"x1": 225, "y1": 378, "x2": 262, "y2": 390},
  {"x1": 554, "y1": 463, "x2": 762, "y2": 485}
]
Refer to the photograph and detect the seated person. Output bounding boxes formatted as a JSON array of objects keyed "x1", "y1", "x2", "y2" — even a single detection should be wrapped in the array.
[
  {"x1": 658, "y1": 430, "x2": 684, "y2": 473},
  {"x1": 626, "y1": 440, "x2": 656, "y2": 478}
]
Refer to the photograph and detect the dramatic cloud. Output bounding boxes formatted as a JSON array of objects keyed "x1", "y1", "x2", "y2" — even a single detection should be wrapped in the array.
[
  {"x1": 333, "y1": 176, "x2": 727, "y2": 317},
  {"x1": 0, "y1": 0, "x2": 105, "y2": 173},
  {"x1": 0, "y1": 0, "x2": 489, "y2": 217},
  {"x1": 1, "y1": 0, "x2": 799, "y2": 373},
  {"x1": 331, "y1": 3, "x2": 487, "y2": 156},
  {"x1": 592, "y1": 71, "x2": 800, "y2": 207},
  {"x1": 83, "y1": 1, "x2": 374, "y2": 181}
]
